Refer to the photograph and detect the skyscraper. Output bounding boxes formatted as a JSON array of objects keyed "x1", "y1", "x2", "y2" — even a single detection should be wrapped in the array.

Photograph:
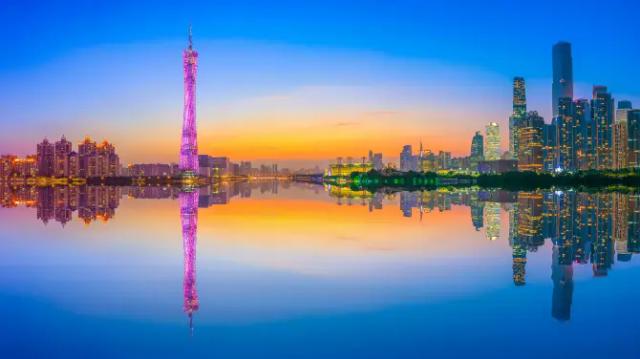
[
  {"x1": 552, "y1": 42, "x2": 574, "y2": 117},
  {"x1": 54, "y1": 135, "x2": 72, "y2": 177},
  {"x1": 556, "y1": 97, "x2": 576, "y2": 171},
  {"x1": 510, "y1": 77, "x2": 527, "y2": 155},
  {"x1": 574, "y1": 99, "x2": 592, "y2": 170},
  {"x1": 518, "y1": 111, "x2": 544, "y2": 172},
  {"x1": 36, "y1": 139, "x2": 54, "y2": 177},
  {"x1": 470, "y1": 131, "x2": 484, "y2": 170},
  {"x1": 485, "y1": 122, "x2": 501, "y2": 161},
  {"x1": 592, "y1": 86, "x2": 614, "y2": 170},
  {"x1": 400, "y1": 145, "x2": 416, "y2": 172},
  {"x1": 628, "y1": 110, "x2": 640, "y2": 168},
  {"x1": 179, "y1": 26, "x2": 199, "y2": 175}
]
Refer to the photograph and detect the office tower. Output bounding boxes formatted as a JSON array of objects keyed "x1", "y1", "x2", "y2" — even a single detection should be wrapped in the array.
[
  {"x1": 543, "y1": 122, "x2": 557, "y2": 172},
  {"x1": 614, "y1": 100, "x2": 633, "y2": 169},
  {"x1": 552, "y1": 42, "x2": 574, "y2": 117},
  {"x1": 470, "y1": 131, "x2": 484, "y2": 171},
  {"x1": 556, "y1": 97, "x2": 576, "y2": 171},
  {"x1": 592, "y1": 86, "x2": 614, "y2": 170},
  {"x1": 574, "y1": 99, "x2": 592, "y2": 170},
  {"x1": 53, "y1": 136, "x2": 72, "y2": 177},
  {"x1": 179, "y1": 26, "x2": 199, "y2": 175},
  {"x1": 510, "y1": 77, "x2": 527, "y2": 155},
  {"x1": 36, "y1": 138, "x2": 55, "y2": 177},
  {"x1": 628, "y1": 110, "x2": 640, "y2": 168},
  {"x1": 438, "y1": 151, "x2": 451, "y2": 170},
  {"x1": 518, "y1": 111, "x2": 544, "y2": 172},
  {"x1": 368, "y1": 152, "x2": 384, "y2": 171},
  {"x1": 400, "y1": 145, "x2": 416, "y2": 172},
  {"x1": 485, "y1": 122, "x2": 501, "y2": 161}
]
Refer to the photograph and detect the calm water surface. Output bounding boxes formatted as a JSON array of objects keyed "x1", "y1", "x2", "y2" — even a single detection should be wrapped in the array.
[{"x1": 1, "y1": 182, "x2": 639, "y2": 358}]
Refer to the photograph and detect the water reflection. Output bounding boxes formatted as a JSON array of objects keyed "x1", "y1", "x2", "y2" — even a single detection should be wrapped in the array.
[{"x1": 2, "y1": 182, "x2": 639, "y2": 325}]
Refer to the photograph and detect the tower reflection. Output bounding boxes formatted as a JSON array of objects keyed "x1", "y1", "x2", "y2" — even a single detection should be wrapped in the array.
[{"x1": 180, "y1": 189, "x2": 199, "y2": 333}]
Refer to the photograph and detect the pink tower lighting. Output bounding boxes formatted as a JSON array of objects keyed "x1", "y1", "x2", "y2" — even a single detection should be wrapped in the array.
[
  {"x1": 180, "y1": 190, "x2": 199, "y2": 332},
  {"x1": 179, "y1": 25, "x2": 199, "y2": 174}
]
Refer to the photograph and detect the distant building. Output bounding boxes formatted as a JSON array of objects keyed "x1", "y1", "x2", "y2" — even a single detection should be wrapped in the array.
[
  {"x1": 368, "y1": 150, "x2": 384, "y2": 171},
  {"x1": 36, "y1": 139, "x2": 55, "y2": 176},
  {"x1": 54, "y1": 136, "x2": 72, "y2": 177},
  {"x1": 485, "y1": 122, "x2": 501, "y2": 161},
  {"x1": 478, "y1": 159, "x2": 518, "y2": 174},
  {"x1": 400, "y1": 145, "x2": 417, "y2": 172},
  {"x1": 628, "y1": 110, "x2": 640, "y2": 168},
  {"x1": 129, "y1": 163, "x2": 175, "y2": 177},
  {"x1": 470, "y1": 131, "x2": 484, "y2": 170}
]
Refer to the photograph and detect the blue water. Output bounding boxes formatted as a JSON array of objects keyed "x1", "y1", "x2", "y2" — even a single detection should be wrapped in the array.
[{"x1": 0, "y1": 184, "x2": 639, "y2": 358}]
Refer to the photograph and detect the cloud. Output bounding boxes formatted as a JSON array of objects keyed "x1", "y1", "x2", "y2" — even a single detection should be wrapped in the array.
[{"x1": 335, "y1": 121, "x2": 360, "y2": 127}]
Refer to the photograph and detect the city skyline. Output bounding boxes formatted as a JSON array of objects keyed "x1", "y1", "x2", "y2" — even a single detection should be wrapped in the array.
[{"x1": 1, "y1": 1, "x2": 640, "y2": 169}]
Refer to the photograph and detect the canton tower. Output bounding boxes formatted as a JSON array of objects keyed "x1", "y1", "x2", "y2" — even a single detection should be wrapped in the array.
[
  {"x1": 180, "y1": 190, "x2": 199, "y2": 333},
  {"x1": 179, "y1": 26, "x2": 199, "y2": 175}
]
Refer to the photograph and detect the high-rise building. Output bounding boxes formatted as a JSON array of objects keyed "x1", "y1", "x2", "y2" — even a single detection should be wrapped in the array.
[
  {"x1": 510, "y1": 77, "x2": 527, "y2": 155},
  {"x1": 54, "y1": 135, "x2": 72, "y2": 177},
  {"x1": 485, "y1": 122, "x2": 500, "y2": 161},
  {"x1": 628, "y1": 110, "x2": 640, "y2": 168},
  {"x1": 470, "y1": 131, "x2": 484, "y2": 170},
  {"x1": 552, "y1": 42, "x2": 574, "y2": 117},
  {"x1": 592, "y1": 86, "x2": 614, "y2": 170},
  {"x1": 574, "y1": 99, "x2": 592, "y2": 170},
  {"x1": 368, "y1": 151, "x2": 384, "y2": 171},
  {"x1": 556, "y1": 97, "x2": 576, "y2": 171},
  {"x1": 518, "y1": 111, "x2": 545, "y2": 172},
  {"x1": 179, "y1": 26, "x2": 199, "y2": 176},
  {"x1": 543, "y1": 122, "x2": 557, "y2": 172},
  {"x1": 400, "y1": 145, "x2": 417, "y2": 172},
  {"x1": 615, "y1": 100, "x2": 633, "y2": 170},
  {"x1": 438, "y1": 151, "x2": 451, "y2": 170},
  {"x1": 78, "y1": 137, "x2": 97, "y2": 178},
  {"x1": 36, "y1": 139, "x2": 55, "y2": 177}
]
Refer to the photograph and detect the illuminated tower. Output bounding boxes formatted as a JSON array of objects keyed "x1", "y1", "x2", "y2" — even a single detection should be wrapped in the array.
[
  {"x1": 180, "y1": 190, "x2": 199, "y2": 332},
  {"x1": 510, "y1": 77, "x2": 526, "y2": 155},
  {"x1": 179, "y1": 26, "x2": 199, "y2": 176}
]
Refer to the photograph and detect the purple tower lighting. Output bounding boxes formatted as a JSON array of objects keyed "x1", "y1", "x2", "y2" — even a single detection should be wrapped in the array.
[
  {"x1": 180, "y1": 190, "x2": 199, "y2": 332},
  {"x1": 179, "y1": 25, "x2": 199, "y2": 174}
]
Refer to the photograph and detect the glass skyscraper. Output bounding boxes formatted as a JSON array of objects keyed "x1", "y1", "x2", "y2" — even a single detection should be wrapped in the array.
[
  {"x1": 552, "y1": 42, "x2": 574, "y2": 118},
  {"x1": 510, "y1": 77, "x2": 526, "y2": 156}
]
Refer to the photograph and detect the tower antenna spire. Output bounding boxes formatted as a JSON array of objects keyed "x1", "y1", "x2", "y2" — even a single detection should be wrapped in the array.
[{"x1": 188, "y1": 24, "x2": 193, "y2": 50}]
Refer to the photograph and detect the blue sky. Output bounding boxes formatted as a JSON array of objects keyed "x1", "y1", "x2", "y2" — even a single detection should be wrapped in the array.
[{"x1": 1, "y1": 0, "x2": 639, "y2": 166}]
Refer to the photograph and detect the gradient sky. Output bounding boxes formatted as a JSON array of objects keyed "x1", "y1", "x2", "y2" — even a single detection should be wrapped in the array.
[{"x1": 1, "y1": 0, "x2": 639, "y2": 168}]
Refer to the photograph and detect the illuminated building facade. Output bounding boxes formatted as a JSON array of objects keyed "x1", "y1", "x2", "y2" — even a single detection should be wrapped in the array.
[
  {"x1": 517, "y1": 111, "x2": 544, "y2": 172},
  {"x1": 510, "y1": 77, "x2": 527, "y2": 155},
  {"x1": 592, "y1": 86, "x2": 614, "y2": 170},
  {"x1": 485, "y1": 122, "x2": 500, "y2": 161},
  {"x1": 627, "y1": 110, "x2": 640, "y2": 168},
  {"x1": 36, "y1": 139, "x2": 55, "y2": 176}
]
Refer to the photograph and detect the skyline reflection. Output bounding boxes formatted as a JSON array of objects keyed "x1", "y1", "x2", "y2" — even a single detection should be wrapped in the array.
[{"x1": 1, "y1": 182, "x2": 639, "y2": 325}]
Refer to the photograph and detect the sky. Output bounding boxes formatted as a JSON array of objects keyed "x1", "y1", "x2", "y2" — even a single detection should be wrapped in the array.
[{"x1": 1, "y1": 0, "x2": 639, "y2": 169}]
